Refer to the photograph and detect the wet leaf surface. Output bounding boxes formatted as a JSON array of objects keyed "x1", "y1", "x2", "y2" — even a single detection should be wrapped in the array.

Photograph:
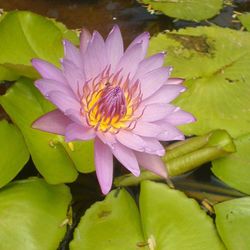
[
  {"x1": 149, "y1": 26, "x2": 250, "y2": 137},
  {"x1": 0, "y1": 120, "x2": 29, "y2": 187},
  {"x1": 0, "y1": 11, "x2": 78, "y2": 78},
  {"x1": 70, "y1": 188, "x2": 145, "y2": 250},
  {"x1": 139, "y1": 0, "x2": 223, "y2": 21},
  {"x1": 140, "y1": 181, "x2": 225, "y2": 250},
  {"x1": 0, "y1": 178, "x2": 72, "y2": 250},
  {"x1": 215, "y1": 197, "x2": 250, "y2": 250},
  {"x1": 70, "y1": 181, "x2": 226, "y2": 250},
  {"x1": 238, "y1": 12, "x2": 250, "y2": 31},
  {"x1": 212, "y1": 133, "x2": 250, "y2": 195}
]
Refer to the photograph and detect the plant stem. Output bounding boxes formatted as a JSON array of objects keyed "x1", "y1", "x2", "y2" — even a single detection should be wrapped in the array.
[{"x1": 114, "y1": 129, "x2": 236, "y2": 187}]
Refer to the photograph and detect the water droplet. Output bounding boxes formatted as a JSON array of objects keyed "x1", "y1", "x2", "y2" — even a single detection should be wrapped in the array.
[{"x1": 180, "y1": 87, "x2": 186, "y2": 92}]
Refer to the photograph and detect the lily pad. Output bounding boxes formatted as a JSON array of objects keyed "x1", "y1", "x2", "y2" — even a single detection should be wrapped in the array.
[
  {"x1": 0, "y1": 78, "x2": 79, "y2": 184},
  {"x1": 0, "y1": 120, "x2": 29, "y2": 188},
  {"x1": 0, "y1": 178, "x2": 71, "y2": 250},
  {"x1": 70, "y1": 189, "x2": 145, "y2": 250},
  {"x1": 0, "y1": 10, "x2": 78, "y2": 79},
  {"x1": 215, "y1": 197, "x2": 250, "y2": 250},
  {"x1": 139, "y1": 0, "x2": 223, "y2": 21},
  {"x1": 212, "y1": 133, "x2": 250, "y2": 195},
  {"x1": 148, "y1": 26, "x2": 250, "y2": 137},
  {"x1": 0, "y1": 65, "x2": 19, "y2": 82},
  {"x1": 140, "y1": 181, "x2": 225, "y2": 250},
  {"x1": 61, "y1": 140, "x2": 95, "y2": 174},
  {"x1": 71, "y1": 182, "x2": 225, "y2": 250},
  {"x1": 238, "y1": 13, "x2": 250, "y2": 31}
]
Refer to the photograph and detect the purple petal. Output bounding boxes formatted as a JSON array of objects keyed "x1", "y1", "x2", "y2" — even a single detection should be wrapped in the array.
[
  {"x1": 65, "y1": 123, "x2": 96, "y2": 142},
  {"x1": 115, "y1": 130, "x2": 145, "y2": 152},
  {"x1": 133, "y1": 52, "x2": 165, "y2": 79},
  {"x1": 140, "y1": 67, "x2": 171, "y2": 100},
  {"x1": 135, "y1": 151, "x2": 167, "y2": 178},
  {"x1": 84, "y1": 31, "x2": 108, "y2": 80},
  {"x1": 95, "y1": 137, "x2": 113, "y2": 194},
  {"x1": 32, "y1": 59, "x2": 65, "y2": 83},
  {"x1": 155, "y1": 121, "x2": 185, "y2": 141},
  {"x1": 142, "y1": 84, "x2": 186, "y2": 105},
  {"x1": 48, "y1": 91, "x2": 80, "y2": 113},
  {"x1": 167, "y1": 78, "x2": 184, "y2": 85},
  {"x1": 63, "y1": 40, "x2": 84, "y2": 69},
  {"x1": 115, "y1": 43, "x2": 143, "y2": 79},
  {"x1": 142, "y1": 137, "x2": 165, "y2": 156},
  {"x1": 164, "y1": 110, "x2": 196, "y2": 126},
  {"x1": 62, "y1": 59, "x2": 86, "y2": 96},
  {"x1": 64, "y1": 108, "x2": 84, "y2": 126},
  {"x1": 140, "y1": 103, "x2": 174, "y2": 122},
  {"x1": 32, "y1": 109, "x2": 71, "y2": 135},
  {"x1": 105, "y1": 25, "x2": 124, "y2": 71},
  {"x1": 127, "y1": 32, "x2": 150, "y2": 58},
  {"x1": 35, "y1": 79, "x2": 74, "y2": 98},
  {"x1": 80, "y1": 28, "x2": 92, "y2": 54},
  {"x1": 97, "y1": 131, "x2": 117, "y2": 146},
  {"x1": 112, "y1": 142, "x2": 140, "y2": 176},
  {"x1": 132, "y1": 121, "x2": 161, "y2": 137}
]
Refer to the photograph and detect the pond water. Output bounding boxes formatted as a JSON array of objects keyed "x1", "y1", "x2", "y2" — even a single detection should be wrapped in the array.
[
  {"x1": 0, "y1": 0, "x2": 249, "y2": 44},
  {"x1": 0, "y1": 1, "x2": 249, "y2": 249}
]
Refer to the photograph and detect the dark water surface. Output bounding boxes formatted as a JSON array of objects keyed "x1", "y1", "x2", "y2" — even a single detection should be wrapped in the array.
[
  {"x1": 0, "y1": 0, "x2": 249, "y2": 44},
  {"x1": 0, "y1": 1, "x2": 249, "y2": 249}
]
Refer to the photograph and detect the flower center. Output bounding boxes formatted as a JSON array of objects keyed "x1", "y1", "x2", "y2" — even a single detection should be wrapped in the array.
[
  {"x1": 81, "y1": 68, "x2": 143, "y2": 133},
  {"x1": 95, "y1": 84, "x2": 127, "y2": 122}
]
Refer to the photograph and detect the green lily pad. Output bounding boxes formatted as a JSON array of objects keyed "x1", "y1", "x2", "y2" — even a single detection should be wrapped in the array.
[
  {"x1": 61, "y1": 140, "x2": 95, "y2": 173},
  {"x1": 238, "y1": 13, "x2": 250, "y2": 31},
  {"x1": 71, "y1": 181, "x2": 225, "y2": 250},
  {"x1": 0, "y1": 178, "x2": 71, "y2": 250},
  {"x1": 70, "y1": 189, "x2": 145, "y2": 250},
  {"x1": 215, "y1": 197, "x2": 250, "y2": 250},
  {"x1": 0, "y1": 65, "x2": 19, "y2": 82},
  {"x1": 0, "y1": 10, "x2": 78, "y2": 79},
  {"x1": 212, "y1": 133, "x2": 250, "y2": 195},
  {"x1": 0, "y1": 78, "x2": 79, "y2": 184},
  {"x1": 139, "y1": 0, "x2": 223, "y2": 21},
  {"x1": 0, "y1": 120, "x2": 29, "y2": 188},
  {"x1": 140, "y1": 181, "x2": 225, "y2": 250},
  {"x1": 148, "y1": 26, "x2": 250, "y2": 137}
]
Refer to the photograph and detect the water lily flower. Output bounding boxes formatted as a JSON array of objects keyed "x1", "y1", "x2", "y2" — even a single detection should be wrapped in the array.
[{"x1": 32, "y1": 25, "x2": 195, "y2": 194}]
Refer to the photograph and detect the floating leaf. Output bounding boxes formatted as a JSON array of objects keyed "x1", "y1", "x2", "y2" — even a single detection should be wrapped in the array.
[
  {"x1": 238, "y1": 13, "x2": 250, "y2": 31},
  {"x1": 62, "y1": 140, "x2": 95, "y2": 174},
  {"x1": 212, "y1": 133, "x2": 250, "y2": 195},
  {"x1": 0, "y1": 178, "x2": 71, "y2": 250},
  {"x1": 215, "y1": 197, "x2": 250, "y2": 250},
  {"x1": 148, "y1": 26, "x2": 250, "y2": 137},
  {"x1": 71, "y1": 181, "x2": 225, "y2": 249},
  {"x1": 51, "y1": 18, "x2": 79, "y2": 44},
  {"x1": 140, "y1": 181, "x2": 225, "y2": 250},
  {"x1": 70, "y1": 189, "x2": 145, "y2": 250},
  {"x1": 139, "y1": 0, "x2": 223, "y2": 21},
  {"x1": 0, "y1": 11, "x2": 78, "y2": 79},
  {"x1": 0, "y1": 120, "x2": 29, "y2": 187},
  {"x1": 0, "y1": 78, "x2": 79, "y2": 184},
  {"x1": 0, "y1": 65, "x2": 18, "y2": 82}
]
